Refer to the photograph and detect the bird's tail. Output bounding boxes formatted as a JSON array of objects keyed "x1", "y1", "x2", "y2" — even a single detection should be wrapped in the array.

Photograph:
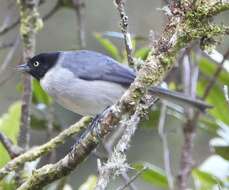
[{"x1": 149, "y1": 87, "x2": 212, "y2": 112}]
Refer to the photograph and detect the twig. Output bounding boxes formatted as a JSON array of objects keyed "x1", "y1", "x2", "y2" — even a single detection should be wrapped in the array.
[
  {"x1": 0, "y1": 41, "x2": 14, "y2": 49},
  {"x1": 95, "y1": 110, "x2": 141, "y2": 190},
  {"x1": 103, "y1": 127, "x2": 137, "y2": 190},
  {"x1": 42, "y1": 1, "x2": 61, "y2": 21},
  {"x1": 117, "y1": 167, "x2": 146, "y2": 190},
  {"x1": 72, "y1": 0, "x2": 86, "y2": 48},
  {"x1": 114, "y1": 0, "x2": 134, "y2": 67},
  {"x1": 177, "y1": 49, "x2": 229, "y2": 190},
  {"x1": 46, "y1": 105, "x2": 56, "y2": 163},
  {"x1": 0, "y1": 116, "x2": 91, "y2": 180},
  {"x1": 0, "y1": 0, "x2": 59, "y2": 37},
  {"x1": 202, "y1": 49, "x2": 229, "y2": 99},
  {"x1": 0, "y1": 57, "x2": 22, "y2": 86},
  {"x1": 17, "y1": 0, "x2": 42, "y2": 149},
  {"x1": 0, "y1": 132, "x2": 24, "y2": 158},
  {"x1": 177, "y1": 49, "x2": 199, "y2": 190},
  {"x1": 120, "y1": 173, "x2": 137, "y2": 190},
  {"x1": 0, "y1": 36, "x2": 20, "y2": 75},
  {"x1": 158, "y1": 103, "x2": 174, "y2": 190},
  {"x1": 0, "y1": 18, "x2": 19, "y2": 36}
]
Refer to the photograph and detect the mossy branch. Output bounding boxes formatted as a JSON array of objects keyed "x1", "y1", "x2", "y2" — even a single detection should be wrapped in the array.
[
  {"x1": 2, "y1": 1, "x2": 228, "y2": 189},
  {"x1": 0, "y1": 116, "x2": 91, "y2": 180},
  {"x1": 17, "y1": 0, "x2": 43, "y2": 149}
]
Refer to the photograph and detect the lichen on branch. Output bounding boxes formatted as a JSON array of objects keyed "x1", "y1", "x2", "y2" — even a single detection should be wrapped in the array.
[{"x1": 17, "y1": 0, "x2": 43, "y2": 149}]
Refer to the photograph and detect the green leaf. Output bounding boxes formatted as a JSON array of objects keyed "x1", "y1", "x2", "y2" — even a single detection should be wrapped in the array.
[
  {"x1": 199, "y1": 58, "x2": 229, "y2": 86},
  {"x1": 210, "y1": 124, "x2": 229, "y2": 160},
  {"x1": 198, "y1": 58, "x2": 229, "y2": 126},
  {"x1": 198, "y1": 116, "x2": 219, "y2": 134},
  {"x1": 214, "y1": 146, "x2": 229, "y2": 160},
  {"x1": 0, "y1": 181, "x2": 16, "y2": 190},
  {"x1": 79, "y1": 175, "x2": 97, "y2": 190},
  {"x1": 197, "y1": 79, "x2": 229, "y2": 125},
  {"x1": 133, "y1": 162, "x2": 168, "y2": 188},
  {"x1": 0, "y1": 102, "x2": 21, "y2": 167},
  {"x1": 197, "y1": 155, "x2": 229, "y2": 181},
  {"x1": 192, "y1": 169, "x2": 223, "y2": 189},
  {"x1": 140, "y1": 109, "x2": 160, "y2": 128},
  {"x1": 134, "y1": 47, "x2": 150, "y2": 60},
  {"x1": 94, "y1": 33, "x2": 122, "y2": 61},
  {"x1": 32, "y1": 79, "x2": 52, "y2": 105}
]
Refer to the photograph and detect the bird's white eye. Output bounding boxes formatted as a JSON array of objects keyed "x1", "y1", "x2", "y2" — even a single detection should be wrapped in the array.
[{"x1": 33, "y1": 61, "x2": 40, "y2": 67}]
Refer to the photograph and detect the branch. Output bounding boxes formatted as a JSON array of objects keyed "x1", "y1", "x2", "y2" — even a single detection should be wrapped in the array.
[
  {"x1": 177, "y1": 49, "x2": 199, "y2": 190},
  {"x1": 0, "y1": 18, "x2": 19, "y2": 36},
  {"x1": 177, "y1": 48, "x2": 229, "y2": 190},
  {"x1": 117, "y1": 166, "x2": 146, "y2": 190},
  {"x1": 114, "y1": 0, "x2": 134, "y2": 67},
  {"x1": 0, "y1": 116, "x2": 91, "y2": 180},
  {"x1": 158, "y1": 103, "x2": 174, "y2": 190},
  {"x1": 17, "y1": 0, "x2": 43, "y2": 149},
  {"x1": 0, "y1": 1, "x2": 60, "y2": 36},
  {"x1": 103, "y1": 126, "x2": 137, "y2": 190},
  {"x1": 95, "y1": 108, "x2": 141, "y2": 190},
  {"x1": 5, "y1": 2, "x2": 227, "y2": 189},
  {"x1": 0, "y1": 132, "x2": 24, "y2": 158},
  {"x1": 202, "y1": 49, "x2": 229, "y2": 99},
  {"x1": 0, "y1": 41, "x2": 14, "y2": 49},
  {"x1": 72, "y1": 0, "x2": 86, "y2": 48},
  {"x1": 42, "y1": 1, "x2": 61, "y2": 21},
  {"x1": 0, "y1": 36, "x2": 20, "y2": 75}
]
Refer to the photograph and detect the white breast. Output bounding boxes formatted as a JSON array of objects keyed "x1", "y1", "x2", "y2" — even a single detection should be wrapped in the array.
[{"x1": 40, "y1": 64, "x2": 126, "y2": 116}]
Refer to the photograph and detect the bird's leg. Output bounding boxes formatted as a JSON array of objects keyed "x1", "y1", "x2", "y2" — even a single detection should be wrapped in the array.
[
  {"x1": 90, "y1": 106, "x2": 112, "y2": 139},
  {"x1": 72, "y1": 106, "x2": 112, "y2": 151}
]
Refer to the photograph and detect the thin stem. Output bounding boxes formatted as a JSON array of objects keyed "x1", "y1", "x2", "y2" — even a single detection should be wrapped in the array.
[
  {"x1": 117, "y1": 167, "x2": 146, "y2": 190},
  {"x1": 104, "y1": 127, "x2": 137, "y2": 190},
  {"x1": 115, "y1": 0, "x2": 134, "y2": 67},
  {"x1": 177, "y1": 50, "x2": 199, "y2": 190},
  {"x1": 158, "y1": 103, "x2": 174, "y2": 190},
  {"x1": 202, "y1": 50, "x2": 229, "y2": 100},
  {"x1": 0, "y1": 132, "x2": 24, "y2": 158},
  {"x1": 72, "y1": 0, "x2": 86, "y2": 48},
  {"x1": 0, "y1": 36, "x2": 20, "y2": 75},
  {"x1": 17, "y1": 0, "x2": 40, "y2": 149},
  {"x1": 177, "y1": 49, "x2": 229, "y2": 190}
]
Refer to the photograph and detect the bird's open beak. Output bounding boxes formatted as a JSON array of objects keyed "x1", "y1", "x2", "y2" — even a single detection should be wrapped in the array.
[{"x1": 16, "y1": 64, "x2": 30, "y2": 72}]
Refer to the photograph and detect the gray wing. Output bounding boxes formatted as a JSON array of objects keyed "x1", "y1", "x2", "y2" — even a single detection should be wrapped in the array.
[{"x1": 60, "y1": 50, "x2": 135, "y2": 86}]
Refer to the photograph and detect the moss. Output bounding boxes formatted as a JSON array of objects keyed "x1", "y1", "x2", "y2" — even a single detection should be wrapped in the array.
[
  {"x1": 17, "y1": 1, "x2": 43, "y2": 41},
  {"x1": 159, "y1": 55, "x2": 174, "y2": 66}
]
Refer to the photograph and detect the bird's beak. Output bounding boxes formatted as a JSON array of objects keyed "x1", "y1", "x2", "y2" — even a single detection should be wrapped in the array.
[{"x1": 16, "y1": 64, "x2": 30, "y2": 72}]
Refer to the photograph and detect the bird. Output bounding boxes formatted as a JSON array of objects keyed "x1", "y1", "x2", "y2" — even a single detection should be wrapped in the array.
[{"x1": 17, "y1": 50, "x2": 211, "y2": 116}]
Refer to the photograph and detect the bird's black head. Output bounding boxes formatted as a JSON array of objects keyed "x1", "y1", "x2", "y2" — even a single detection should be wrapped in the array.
[{"x1": 17, "y1": 52, "x2": 60, "y2": 80}]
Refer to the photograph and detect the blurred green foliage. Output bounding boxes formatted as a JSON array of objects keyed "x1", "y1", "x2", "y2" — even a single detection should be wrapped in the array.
[
  {"x1": 79, "y1": 175, "x2": 97, "y2": 190},
  {"x1": 0, "y1": 102, "x2": 21, "y2": 167},
  {"x1": 32, "y1": 80, "x2": 52, "y2": 105},
  {"x1": 133, "y1": 162, "x2": 168, "y2": 189}
]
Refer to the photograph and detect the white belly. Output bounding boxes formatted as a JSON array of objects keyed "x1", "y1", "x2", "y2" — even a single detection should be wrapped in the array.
[{"x1": 40, "y1": 66, "x2": 126, "y2": 116}]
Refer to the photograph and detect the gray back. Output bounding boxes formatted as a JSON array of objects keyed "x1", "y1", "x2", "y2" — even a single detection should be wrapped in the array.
[{"x1": 60, "y1": 50, "x2": 136, "y2": 87}]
